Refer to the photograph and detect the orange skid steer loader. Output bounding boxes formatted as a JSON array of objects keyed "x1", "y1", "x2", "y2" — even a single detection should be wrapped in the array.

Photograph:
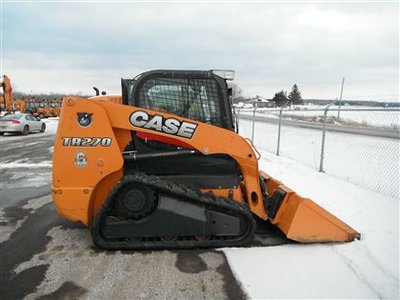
[{"x1": 52, "y1": 70, "x2": 360, "y2": 250}]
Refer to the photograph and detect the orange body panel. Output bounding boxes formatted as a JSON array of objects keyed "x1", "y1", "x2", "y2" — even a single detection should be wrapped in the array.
[{"x1": 53, "y1": 96, "x2": 266, "y2": 225}]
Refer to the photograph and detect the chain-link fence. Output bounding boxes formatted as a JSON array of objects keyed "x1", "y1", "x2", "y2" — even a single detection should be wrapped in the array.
[{"x1": 237, "y1": 106, "x2": 400, "y2": 199}]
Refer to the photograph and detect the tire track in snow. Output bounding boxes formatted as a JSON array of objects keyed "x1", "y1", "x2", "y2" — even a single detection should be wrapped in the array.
[{"x1": 331, "y1": 245, "x2": 398, "y2": 299}]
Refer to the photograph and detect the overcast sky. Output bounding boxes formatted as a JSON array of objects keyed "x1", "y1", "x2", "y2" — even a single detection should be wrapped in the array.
[{"x1": 1, "y1": 1, "x2": 399, "y2": 101}]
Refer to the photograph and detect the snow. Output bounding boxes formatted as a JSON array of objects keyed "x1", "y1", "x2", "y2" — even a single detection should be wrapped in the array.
[
  {"x1": 42, "y1": 117, "x2": 59, "y2": 134},
  {"x1": 238, "y1": 116, "x2": 399, "y2": 199},
  {"x1": 239, "y1": 106, "x2": 400, "y2": 129},
  {"x1": 224, "y1": 118, "x2": 399, "y2": 298},
  {"x1": 0, "y1": 169, "x2": 52, "y2": 189},
  {"x1": 223, "y1": 151, "x2": 399, "y2": 299},
  {"x1": 225, "y1": 246, "x2": 377, "y2": 299},
  {"x1": 0, "y1": 161, "x2": 52, "y2": 169}
]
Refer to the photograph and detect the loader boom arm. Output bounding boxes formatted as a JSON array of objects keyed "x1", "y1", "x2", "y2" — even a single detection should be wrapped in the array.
[{"x1": 0, "y1": 75, "x2": 13, "y2": 111}]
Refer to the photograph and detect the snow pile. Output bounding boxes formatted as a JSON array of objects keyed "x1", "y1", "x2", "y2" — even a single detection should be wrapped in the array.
[
  {"x1": 42, "y1": 117, "x2": 59, "y2": 135},
  {"x1": 223, "y1": 151, "x2": 399, "y2": 299}
]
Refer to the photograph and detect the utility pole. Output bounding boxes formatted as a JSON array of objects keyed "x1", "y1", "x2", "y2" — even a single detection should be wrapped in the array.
[{"x1": 337, "y1": 77, "x2": 345, "y2": 118}]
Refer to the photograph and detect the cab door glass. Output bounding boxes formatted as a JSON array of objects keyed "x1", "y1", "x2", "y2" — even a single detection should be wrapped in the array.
[{"x1": 139, "y1": 78, "x2": 223, "y2": 127}]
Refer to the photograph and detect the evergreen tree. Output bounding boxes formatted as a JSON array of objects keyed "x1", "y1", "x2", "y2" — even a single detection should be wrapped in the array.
[
  {"x1": 288, "y1": 84, "x2": 303, "y2": 104},
  {"x1": 272, "y1": 90, "x2": 289, "y2": 107}
]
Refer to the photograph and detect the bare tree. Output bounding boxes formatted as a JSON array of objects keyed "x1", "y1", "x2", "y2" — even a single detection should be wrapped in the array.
[{"x1": 229, "y1": 83, "x2": 244, "y2": 104}]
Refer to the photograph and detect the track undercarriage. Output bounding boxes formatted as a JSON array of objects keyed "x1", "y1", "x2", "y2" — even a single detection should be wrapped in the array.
[{"x1": 91, "y1": 173, "x2": 257, "y2": 250}]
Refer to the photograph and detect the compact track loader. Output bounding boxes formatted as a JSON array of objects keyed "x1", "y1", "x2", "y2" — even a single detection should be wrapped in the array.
[{"x1": 52, "y1": 70, "x2": 360, "y2": 250}]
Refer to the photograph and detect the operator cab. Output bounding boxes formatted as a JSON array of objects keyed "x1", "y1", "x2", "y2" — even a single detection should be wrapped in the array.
[
  {"x1": 121, "y1": 70, "x2": 240, "y2": 190},
  {"x1": 121, "y1": 70, "x2": 235, "y2": 130}
]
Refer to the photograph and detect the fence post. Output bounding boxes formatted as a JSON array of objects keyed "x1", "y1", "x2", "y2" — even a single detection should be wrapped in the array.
[
  {"x1": 276, "y1": 102, "x2": 288, "y2": 156},
  {"x1": 319, "y1": 104, "x2": 333, "y2": 172},
  {"x1": 235, "y1": 107, "x2": 241, "y2": 134},
  {"x1": 251, "y1": 107, "x2": 256, "y2": 143}
]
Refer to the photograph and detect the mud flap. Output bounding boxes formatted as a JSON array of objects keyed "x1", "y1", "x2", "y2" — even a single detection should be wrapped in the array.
[{"x1": 260, "y1": 172, "x2": 361, "y2": 243}]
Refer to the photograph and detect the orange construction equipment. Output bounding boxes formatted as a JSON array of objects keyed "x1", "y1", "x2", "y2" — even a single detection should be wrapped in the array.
[
  {"x1": 25, "y1": 98, "x2": 61, "y2": 118},
  {"x1": 52, "y1": 70, "x2": 360, "y2": 250},
  {"x1": 0, "y1": 75, "x2": 28, "y2": 114},
  {"x1": 14, "y1": 97, "x2": 27, "y2": 113},
  {"x1": 48, "y1": 98, "x2": 63, "y2": 117},
  {"x1": 25, "y1": 99, "x2": 47, "y2": 118},
  {"x1": 0, "y1": 75, "x2": 14, "y2": 113}
]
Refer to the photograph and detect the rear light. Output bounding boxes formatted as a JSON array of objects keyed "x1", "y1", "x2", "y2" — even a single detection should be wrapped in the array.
[{"x1": 11, "y1": 119, "x2": 20, "y2": 124}]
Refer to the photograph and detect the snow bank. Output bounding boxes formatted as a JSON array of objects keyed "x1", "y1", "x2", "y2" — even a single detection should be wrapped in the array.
[
  {"x1": 42, "y1": 117, "x2": 59, "y2": 134},
  {"x1": 223, "y1": 152, "x2": 399, "y2": 299}
]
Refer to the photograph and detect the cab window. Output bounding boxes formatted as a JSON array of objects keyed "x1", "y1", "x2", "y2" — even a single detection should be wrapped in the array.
[{"x1": 138, "y1": 78, "x2": 223, "y2": 127}]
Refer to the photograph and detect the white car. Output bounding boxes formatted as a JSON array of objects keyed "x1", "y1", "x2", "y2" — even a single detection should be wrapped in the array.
[{"x1": 0, "y1": 113, "x2": 46, "y2": 135}]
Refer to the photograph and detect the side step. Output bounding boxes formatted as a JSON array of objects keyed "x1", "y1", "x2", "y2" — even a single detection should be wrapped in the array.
[{"x1": 261, "y1": 171, "x2": 361, "y2": 243}]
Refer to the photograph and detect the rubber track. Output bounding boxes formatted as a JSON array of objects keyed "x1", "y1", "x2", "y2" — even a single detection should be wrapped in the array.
[{"x1": 91, "y1": 173, "x2": 256, "y2": 250}]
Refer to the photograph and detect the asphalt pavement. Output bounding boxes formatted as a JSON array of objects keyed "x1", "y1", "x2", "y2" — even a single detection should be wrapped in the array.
[{"x1": 0, "y1": 130, "x2": 289, "y2": 299}]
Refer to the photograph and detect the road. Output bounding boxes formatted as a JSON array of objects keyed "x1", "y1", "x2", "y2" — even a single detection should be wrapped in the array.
[{"x1": 0, "y1": 130, "x2": 289, "y2": 299}]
